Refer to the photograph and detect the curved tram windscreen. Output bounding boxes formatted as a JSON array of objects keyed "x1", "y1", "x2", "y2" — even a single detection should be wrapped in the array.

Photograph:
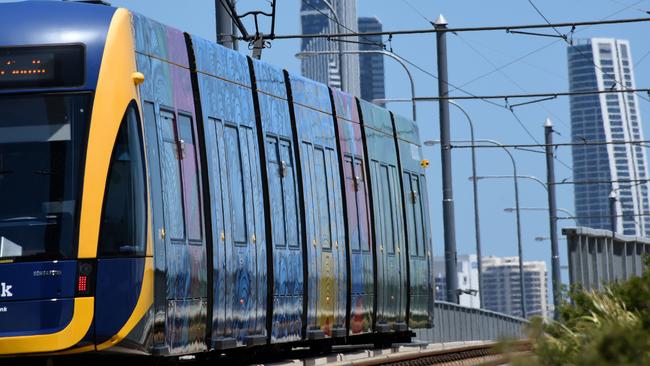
[{"x1": 0, "y1": 93, "x2": 90, "y2": 261}]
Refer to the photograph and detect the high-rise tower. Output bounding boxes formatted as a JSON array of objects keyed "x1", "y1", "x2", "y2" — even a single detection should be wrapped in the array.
[
  {"x1": 568, "y1": 38, "x2": 650, "y2": 236},
  {"x1": 358, "y1": 16, "x2": 385, "y2": 106},
  {"x1": 481, "y1": 257, "x2": 548, "y2": 319},
  {"x1": 300, "y1": 0, "x2": 361, "y2": 96}
]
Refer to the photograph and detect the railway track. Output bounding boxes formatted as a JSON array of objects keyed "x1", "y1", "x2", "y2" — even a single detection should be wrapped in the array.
[{"x1": 265, "y1": 340, "x2": 532, "y2": 366}]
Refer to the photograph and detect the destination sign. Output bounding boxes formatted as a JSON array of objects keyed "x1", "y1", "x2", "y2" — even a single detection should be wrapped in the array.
[{"x1": 0, "y1": 45, "x2": 84, "y2": 88}]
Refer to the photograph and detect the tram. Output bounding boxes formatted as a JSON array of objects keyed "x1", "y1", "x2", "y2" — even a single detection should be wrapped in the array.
[{"x1": 0, "y1": 0, "x2": 434, "y2": 358}]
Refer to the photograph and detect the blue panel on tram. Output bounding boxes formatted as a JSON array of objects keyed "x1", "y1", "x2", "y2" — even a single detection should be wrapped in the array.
[
  {"x1": 94, "y1": 258, "x2": 145, "y2": 343},
  {"x1": 133, "y1": 14, "x2": 208, "y2": 355},
  {"x1": 393, "y1": 113, "x2": 433, "y2": 329},
  {"x1": 288, "y1": 73, "x2": 347, "y2": 338},
  {"x1": 191, "y1": 35, "x2": 267, "y2": 348},
  {"x1": 359, "y1": 100, "x2": 408, "y2": 331},
  {"x1": 252, "y1": 59, "x2": 303, "y2": 343}
]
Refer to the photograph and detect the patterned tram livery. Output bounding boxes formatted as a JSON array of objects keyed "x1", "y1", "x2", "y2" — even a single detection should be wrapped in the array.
[{"x1": 0, "y1": 1, "x2": 433, "y2": 357}]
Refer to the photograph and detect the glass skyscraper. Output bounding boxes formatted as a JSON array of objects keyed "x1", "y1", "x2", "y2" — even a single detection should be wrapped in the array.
[
  {"x1": 481, "y1": 257, "x2": 548, "y2": 319},
  {"x1": 358, "y1": 16, "x2": 385, "y2": 106},
  {"x1": 300, "y1": 0, "x2": 361, "y2": 96},
  {"x1": 567, "y1": 38, "x2": 650, "y2": 236}
]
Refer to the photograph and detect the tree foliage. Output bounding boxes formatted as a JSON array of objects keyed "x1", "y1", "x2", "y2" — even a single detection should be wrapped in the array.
[{"x1": 512, "y1": 257, "x2": 650, "y2": 366}]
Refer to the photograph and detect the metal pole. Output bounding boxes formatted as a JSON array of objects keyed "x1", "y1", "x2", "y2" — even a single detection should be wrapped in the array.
[
  {"x1": 544, "y1": 118, "x2": 561, "y2": 320},
  {"x1": 512, "y1": 162, "x2": 527, "y2": 318},
  {"x1": 474, "y1": 142, "x2": 526, "y2": 318},
  {"x1": 425, "y1": 138, "x2": 525, "y2": 309},
  {"x1": 474, "y1": 141, "x2": 526, "y2": 317},
  {"x1": 435, "y1": 15, "x2": 459, "y2": 304},
  {"x1": 449, "y1": 101, "x2": 482, "y2": 307},
  {"x1": 216, "y1": 0, "x2": 237, "y2": 49}
]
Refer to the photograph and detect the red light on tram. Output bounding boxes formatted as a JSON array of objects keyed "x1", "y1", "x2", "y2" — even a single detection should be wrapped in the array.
[
  {"x1": 78, "y1": 275, "x2": 88, "y2": 292},
  {"x1": 75, "y1": 261, "x2": 95, "y2": 297}
]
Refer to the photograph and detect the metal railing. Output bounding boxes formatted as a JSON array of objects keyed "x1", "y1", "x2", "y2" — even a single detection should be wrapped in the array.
[
  {"x1": 415, "y1": 301, "x2": 528, "y2": 343},
  {"x1": 564, "y1": 226, "x2": 650, "y2": 291}
]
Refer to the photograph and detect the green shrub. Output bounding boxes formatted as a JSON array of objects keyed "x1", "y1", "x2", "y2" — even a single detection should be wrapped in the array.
[{"x1": 510, "y1": 257, "x2": 650, "y2": 366}]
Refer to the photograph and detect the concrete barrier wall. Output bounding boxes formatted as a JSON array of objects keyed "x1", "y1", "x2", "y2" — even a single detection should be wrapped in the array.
[
  {"x1": 414, "y1": 301, "x2": 527, "y2": 343},
  {"x1": 564, "y1": 227, "x2": 650, "y2": 291}
]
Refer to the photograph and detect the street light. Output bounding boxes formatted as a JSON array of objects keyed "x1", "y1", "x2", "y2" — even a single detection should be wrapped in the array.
[
  {"x1": 298, "y1": 50, "x2": 417, "y2": 121},
  {"x1": 474, "y1": 173, "x2": 568, "y2": 315},
  {"x1": 425, "y1": 139, "x2": 527, "y2": 318},
  {"x1": 471, "y1": 174, "x2": 547, "y2": 191},
  {"x1": 503, "y1": 207, "x2": 576, "y2": 220},
  {"x1": 448, "y1": 101, "x2": 483, "y2": 307}
]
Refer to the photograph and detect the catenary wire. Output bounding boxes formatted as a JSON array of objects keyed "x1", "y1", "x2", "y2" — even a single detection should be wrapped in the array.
[
  {"x1": 525, "y1": 0, "x2": 650, "y2": 103},
  {"x1": 605, "y1": 0, "x2": 650, "y2": 14},
  {"x1": 258, "y1": 16, "x2": 650, "y2": 40},
  {"x1": 298, "y1": 1, "x2": 637, "y2": 175},
  {"x1": 399, "y1": 0, "x2": 434, "y2": 25},
  {"x1": 454, "y1": 33, "x2": 571, "y2": 130},
  {"x1": 447, "y1": 139, "x2": 650, "y2": 149},
  {"x1": 634, "y1": 49, "x2": 650, "y2": 67},
  {"x1": 300, "y1": 3, "x2": 512, "y2": 111},
  {"x1": 450, "y1": 0, "x2": 646, "y2": 92}
]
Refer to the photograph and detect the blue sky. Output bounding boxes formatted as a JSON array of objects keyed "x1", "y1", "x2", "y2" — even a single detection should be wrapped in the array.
[{"x1": 7, "y1": 0, "x2": 650, "y2": 297}]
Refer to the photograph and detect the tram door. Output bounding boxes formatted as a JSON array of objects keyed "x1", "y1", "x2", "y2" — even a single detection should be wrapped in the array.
[
  {"x1": 343, "y1": 155, "x2": 374, "y2": 334},
  {"x1": 158, "y1": 110, "x2": 207, "y2": 349},
  {"x1": 403, "y1": 171, "x2": 432, "y2": 327},
  {"x1": 266, "y1": 135, "x2": 303, "y2": 341},
  {"x1": 206, "y1": 117, "x2": 265, "y2": 346},
  {"x1": 371, "y1": 161, "x2": 406, "y2": 328}
]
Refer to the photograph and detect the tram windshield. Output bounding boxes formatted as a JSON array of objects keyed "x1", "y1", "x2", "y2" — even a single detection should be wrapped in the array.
[{"x1": 0, "y1": 93, "x2": 90, "y2": 261}]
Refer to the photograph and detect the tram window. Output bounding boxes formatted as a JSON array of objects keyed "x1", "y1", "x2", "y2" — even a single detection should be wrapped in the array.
[
  {"x1": 381, "y1": 165, "x2": 395, "y2": 254},
  {"x1": 404, "y1": 173, "x2": 417, "y2": 257},
  {"x1": 99, "y1": 104, "x2": 146, "y2": 257},
  {"x1": 160, "y1": 110, "x2": 185, "y2": 240},
  {"x1": 224, "y1": 125, "x2": 247, "y2": 245},
  {"x1": 302, "y1": 142, "x2": 316, "y2": 247},
  {"x1": 344, "y1": 157, "x2": 360, "y2": 252},
  {"x1": 354, "y1": 159, "x2": 371, "y2": 252},
  {"x1": 279, "y1": 140, "x2": 299, "y2": 249},
  {"x1": 412, "y1": 175, "x2": 424, "y2": 257},
  {"x1": 314, "y1": 146, "x2": 331, "y2": 249},
  {"x1": 370, "y1": 161, "x2": 384, "y2": 251},
  {"x1": 178, "y1": 114, "x2": 202, "y2": 242},
  {"x1": 266, "y1": 136, "x2": 285, "y2": 248}
]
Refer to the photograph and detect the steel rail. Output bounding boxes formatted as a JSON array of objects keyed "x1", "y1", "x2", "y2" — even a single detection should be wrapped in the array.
[{"x1": 326, "y1": 340, "x2": 532, "y2": 366}]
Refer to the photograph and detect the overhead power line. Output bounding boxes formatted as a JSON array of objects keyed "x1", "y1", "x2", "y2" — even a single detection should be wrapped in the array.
[
  {"x1": 448, "y1": 139, "x2": 650, "y2": 149},
  {"x1": 450, "y1": 0, "x2": 647, "y2": 92},
  {"x1": 298, "y1": 1, "x2": 510, "y2": 110},
  {"x1": 523, "y1": 0, "x2": 650, "y2": 104},
  {"x1": 378, "y1": 88, "x2": 650, "y2": 102},
  {"x1": 250, "y1": 16, "x2": 650, "y2": 41},
  {"x1": 555, "y1": 178, "x2": 650, "y2": 186},
  {"x1": 559, "y1": 213, "x2": 650, "y2": 220},
  {"x1": 398, "y1": 0, "x2": 434, "y2": 25}
]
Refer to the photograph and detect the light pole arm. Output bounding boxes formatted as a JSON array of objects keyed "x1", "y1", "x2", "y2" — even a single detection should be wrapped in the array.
[
  {"x1": 478, "y1": 175, "x2": 548, "y2": 192},
  {"x1": 473, "y1": 140, "x2": 527, "y2": 318},
  {"x1": 297, "y1": 50, "x2": 417, "y2": 121},
  {"x1": 448, "y1": 101, "x2": 483, "y2": 307},
  {"x1": 503, "y1": 206, "x2": 577, "y2": 223}
]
